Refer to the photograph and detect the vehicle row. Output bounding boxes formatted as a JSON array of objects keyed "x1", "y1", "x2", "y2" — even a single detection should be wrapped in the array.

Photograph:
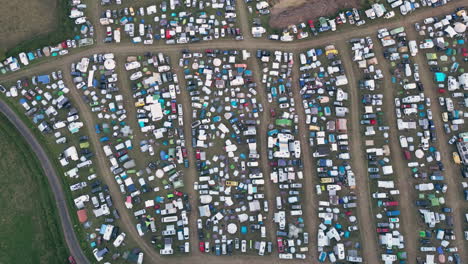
[
  {"x1": 349, "y1": 36, "x2": 407, "y2": 263},
  {"x1": 99, "y1": 0, "x2": 242, "y2": 44},
  {"x1": 298, "y1": 45, "x2": 364, "y2": 262},
  {"x1": 257, "y1": 49, "x2": 309, "y2": 259},
  {"x1": 377, "y1": 26, "x2": 459, "y2": 263}
]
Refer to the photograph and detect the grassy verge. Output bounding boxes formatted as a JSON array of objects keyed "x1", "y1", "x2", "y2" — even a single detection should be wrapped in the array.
[
  {"x1": 0, "y1": 113, "x2": 69, "y2": 264},
  {"x1": 4, "y1": 0, "x2": 75, "y2": 59},
  {"x1": 0, "y1": 95, "x2": 97, "y2": 261}
]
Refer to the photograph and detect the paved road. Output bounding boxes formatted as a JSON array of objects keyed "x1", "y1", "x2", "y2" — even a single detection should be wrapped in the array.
[
  {"x1": 0, "y1": 1, "x2": 465, "y2": 263},
  {"x1": 0, "y1": 100, "x2": 90, "y2": 264}
]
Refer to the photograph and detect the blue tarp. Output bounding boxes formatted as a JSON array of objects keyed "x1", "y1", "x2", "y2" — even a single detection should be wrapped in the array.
[{"x1": 37, "y1": 75, "x2": 50, "y2": 84}]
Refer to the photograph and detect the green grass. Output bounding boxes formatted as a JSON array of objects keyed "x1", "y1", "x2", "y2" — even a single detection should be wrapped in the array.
[
  {"x1": 3, "y1": 0, "x2": 77, "y2": 60},
  {"x1": 0, "y1": 113, "x2": 69, "y2": 264}
]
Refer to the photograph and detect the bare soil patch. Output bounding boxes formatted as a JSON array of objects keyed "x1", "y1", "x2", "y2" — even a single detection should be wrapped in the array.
[
  {"x1": 0, "y1": 0, "x2": 58, "y2": 50},
  {"x1": 269, "y1": 0, "x2": 361, "y2": 29}
]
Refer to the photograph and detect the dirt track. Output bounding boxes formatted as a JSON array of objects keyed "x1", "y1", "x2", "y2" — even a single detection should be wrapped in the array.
[{"x1": 0, "y1": 1, "x2": 466, "y2": 263}]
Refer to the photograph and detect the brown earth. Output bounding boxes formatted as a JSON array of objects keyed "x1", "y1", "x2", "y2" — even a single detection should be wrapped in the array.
[
  {"x1": 269, "y1": 0, "x2": 361, "y2": 29},
  {"x1": 0, "y1": 0, "x2": 58, "y2": 50}
]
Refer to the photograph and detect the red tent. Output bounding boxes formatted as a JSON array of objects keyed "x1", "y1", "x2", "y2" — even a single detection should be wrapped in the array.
[{"x1": 77, "y1": 209, "x2": 88, "y2": 223}]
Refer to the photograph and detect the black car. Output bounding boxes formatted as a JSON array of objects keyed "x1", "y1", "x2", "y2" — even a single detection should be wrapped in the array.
[
  {"x1": 415, "y1": 200, "x2": 429, "y2": 207},
  {"x1": 461, "y1": 166, "x2": 468, "y2": 178},
  {"x1": 416, "y1": 82, "x2": 424, "y2": 91}
]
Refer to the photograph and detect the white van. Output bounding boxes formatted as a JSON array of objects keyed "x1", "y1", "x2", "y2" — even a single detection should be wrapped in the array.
[
  {"x1": 290, "y1": 210, "x2": 303, "y2": 216},
  {"x1": 276, "y1": 196, "x2": 282, "y2": 209},
  {"x1": 162, "y1": 216, "x2": 178, "y2": 223},
  {"x1": 103, "y1": 145, "x2": 113, "y2": 156},
  {"x1": 258, "y1": 241, "x2": 266, "y2": 256},
  {"x1": 252, "y1": 179, "x2": 264, "y2": 185},
  {"x1": 109, "y1": 157, "x2": 118, "y2": 167},
  {"x1": 335, "y1": 243, "x2": 345, "y2": 259},
  {"x1": 403, "y1": 83, "x2": 417, "y2": 90},
  {"x1": 103, "y1": 224, "x2": 114, "y2": 241},
  {"x1": 399, "y1": 136, "x2": 408, "y2": 148},
  {"x1": 247, "y1": 161, "x2": 259, "y2": 167},
  {"x1": 372, "y1": 192, "x2": 388, "y2": 199},
  {"x1": 137, "y1": 252, "x2": 144, "y2": 264},
  {"x1": 279, "y1": 253, "x2": 293, "y2": 259},
  {"x1": 134, "y1": 209, "x2": 146, "y2": 217},
  {"x1": 199, "y1": 176, "x2": 211, "y2": 182},
  {"x1": 113, "y1": 232, "x2": 126, "y2": 247}
]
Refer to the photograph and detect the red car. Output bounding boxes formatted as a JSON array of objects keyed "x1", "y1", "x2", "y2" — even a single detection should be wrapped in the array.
[
  {"x1": 403, "y1": 150, "x2": 411, "y2": 160},
  {"x1": 196, "y1": 149, "x2": 201, "y2": 160},
  {"x1": 270, "y1": 109, "x2": 276, "y2": 117},
  {"x1": 115, "y1": 149, "x2": 128, "y2": 158},
  {"x1": 277, "y1": 238, "x2": 284, "y2": 253},
  {"x1": 171, "y1": 101, "x2": 177, "y2": 114},
  {"x1": 308, "y1": 20, "x2": 315, "y2": 28},
  {"x1": 173, "y1": 190, "x2": 183, "y2": 197},
  {"x1": 182, "y1": 147, "x2": 188, "y2": 158},
  {"x1": 383, "y1": 201, "x2": 399, "y2": 207},
  {"x1": 22, "y1": 79, "x2": 29, "y2": 87},
  {"x1": 336, "y1": 16, "x2": 343, "y2": 24},
  {"x1": 199, "y1": 242, "x2": 205, "y2": 252},
  {"x1": 269, "y1": 161, "x2": 278, "y2": 166},
  {"x1": 68, "y1": 256, "x2": 76, "y2": 264},
  {"x1": 376, "y1": 228, "x2": 390, "y2": 233}
]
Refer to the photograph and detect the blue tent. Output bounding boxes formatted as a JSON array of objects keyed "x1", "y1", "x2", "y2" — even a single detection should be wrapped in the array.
[
  {"x1": 160, "y1": 151, "x2": 168, "y2": 160},
  {"x1": 434, "y1": 72, "x2": 446, "y2": 82}
]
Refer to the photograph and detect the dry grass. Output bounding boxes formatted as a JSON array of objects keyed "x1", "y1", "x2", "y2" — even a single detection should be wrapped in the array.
[{"x1": 0, "y1": 0, "x2": 58, "y2": 50}]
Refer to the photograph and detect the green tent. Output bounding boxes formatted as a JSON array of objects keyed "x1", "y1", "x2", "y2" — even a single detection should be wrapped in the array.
[{"x1": 275, "y1": 119, "x2": 292, "y2": 127}]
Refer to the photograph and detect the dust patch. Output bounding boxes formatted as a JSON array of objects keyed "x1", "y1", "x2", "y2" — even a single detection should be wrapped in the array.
[{"x1": 269, "y1": 0, "x2": 361, "y2": 29}]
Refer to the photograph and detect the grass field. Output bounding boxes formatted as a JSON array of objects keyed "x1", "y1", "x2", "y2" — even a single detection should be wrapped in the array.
[
  {"x1": 0, "y1": 113, "x2": 69, "y2": 264},
  {"x1": 0, "y1": 0, "x2": 76, "y2": 60}
]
